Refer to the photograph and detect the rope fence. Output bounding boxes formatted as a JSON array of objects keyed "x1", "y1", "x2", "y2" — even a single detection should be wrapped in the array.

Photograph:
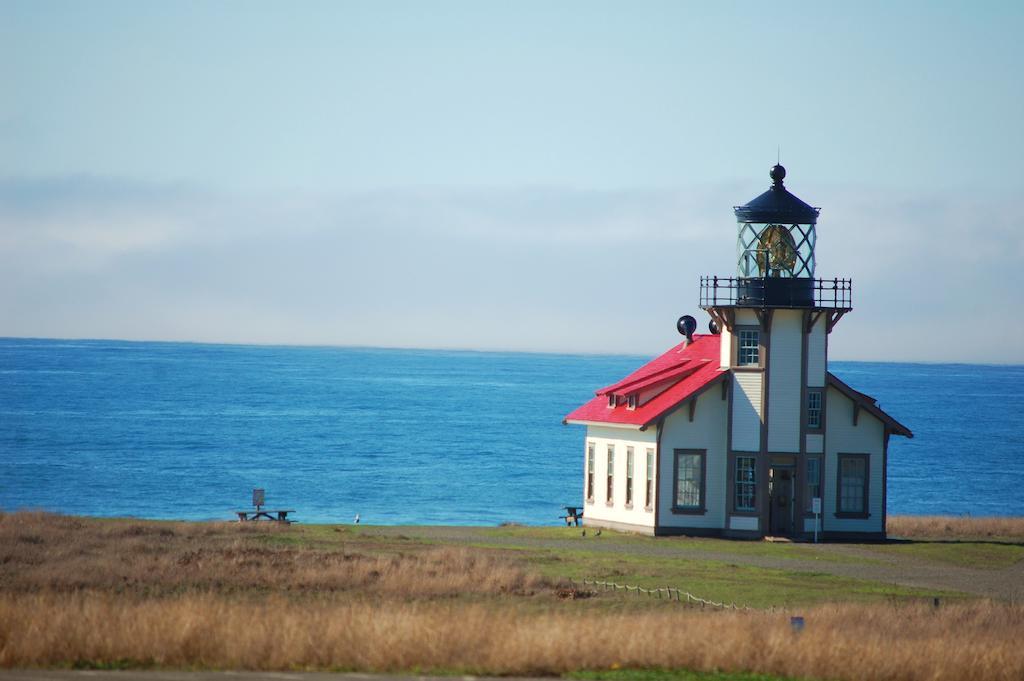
[{"x1": 570, "y1": 577, "x2": 755, "y2": 611}]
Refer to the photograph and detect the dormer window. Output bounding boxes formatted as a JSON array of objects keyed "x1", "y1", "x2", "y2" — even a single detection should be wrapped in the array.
[
  {"x1": 607, "y1": 394, "x2": 617, "y2": 408},
  {"x1": 627, "y1": 394, "x2": 637, "y2": 410}
]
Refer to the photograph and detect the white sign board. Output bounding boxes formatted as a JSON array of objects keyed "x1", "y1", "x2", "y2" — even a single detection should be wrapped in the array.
[
  {"x1": 811, "y1": 497, "x2": 821, "y2": 514},
  {"x1": 253, "y1": 488, "x2": 265, "y2": 507}
]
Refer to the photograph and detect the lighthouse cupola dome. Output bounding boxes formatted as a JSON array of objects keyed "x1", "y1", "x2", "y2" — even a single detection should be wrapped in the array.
[{"x1": 733, "y1": 164, "x2": 820, "y2": 226}]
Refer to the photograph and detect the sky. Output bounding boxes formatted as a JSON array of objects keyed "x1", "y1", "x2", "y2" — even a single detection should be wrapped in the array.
[{"x1": 2, "y1": 0, "x2": 1023, "y2": 363}]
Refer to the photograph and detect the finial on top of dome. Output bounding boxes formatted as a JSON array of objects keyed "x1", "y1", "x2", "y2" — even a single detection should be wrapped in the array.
[{"x1": 770, "y1": 164, "x2": 786, "y2": 186}]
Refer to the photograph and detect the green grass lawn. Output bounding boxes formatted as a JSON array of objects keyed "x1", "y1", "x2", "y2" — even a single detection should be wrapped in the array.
[
  {"x1": 861, "y1": 540, "x2": 1024, "y2": 568},
  {"x1": 258, "y1": 523, "x2": 971, "y2": 608}
]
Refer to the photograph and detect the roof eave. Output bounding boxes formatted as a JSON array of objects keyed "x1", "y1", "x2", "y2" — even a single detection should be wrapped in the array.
[
  {"x1": 826, "y1": 373, "x2": 913, "y2": 438},
  {"x1": 563, "y1": 418, "x2": 647, "y2": 430}
]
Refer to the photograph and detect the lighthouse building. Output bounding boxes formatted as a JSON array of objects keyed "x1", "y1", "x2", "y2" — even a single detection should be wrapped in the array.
[{"x1": 564, "y1": 165, "x2": 911, "y2": 539}]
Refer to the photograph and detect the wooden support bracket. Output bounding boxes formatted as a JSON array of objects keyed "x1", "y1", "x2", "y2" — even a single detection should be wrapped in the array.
[
  {"x1": 826, "y1": 310, "x2": 847, "y2": 334},
  {"x1": 707, "y1": 307, "x2": 733, "y2": 333},
  {"x1": 807, "y1": 310, "x2": 825, "y2": 333}
]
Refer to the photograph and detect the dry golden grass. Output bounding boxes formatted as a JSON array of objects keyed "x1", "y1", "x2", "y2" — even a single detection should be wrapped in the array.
[
  {"x1": 888, "y1": 515, "x2": 1024, "y2": 540},
  {"x1": 4, "y1": 512, "x2": 1024, "y2": 680},
  {"x1": 1, "y1": 593, "x2": 1023, "y2": 681},
  {"x1": 0, "y1": 511, "x2": 548, "y2": 597}
]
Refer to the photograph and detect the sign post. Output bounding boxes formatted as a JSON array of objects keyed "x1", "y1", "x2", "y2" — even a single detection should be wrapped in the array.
[
  {"x1": 253, "y1": 488, "x2": 265, "y2": 513},
  {"x1": 811, "y1": 497, "x2": 821, "y2": 543}
]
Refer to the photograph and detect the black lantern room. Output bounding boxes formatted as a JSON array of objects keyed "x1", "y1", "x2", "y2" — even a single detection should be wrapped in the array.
[
  {"x1": 733, "y1": 164, "x2": 819, "y2": 307},
  {"x1": 699, "y1": 164, "x2": 852, "y2": 313}
]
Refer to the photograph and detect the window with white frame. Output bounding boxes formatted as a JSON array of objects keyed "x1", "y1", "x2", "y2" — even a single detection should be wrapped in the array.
[
  {"x1": 645, "y1": 448, "x2": 654, "y2": 509},
  {"x1": 674, "y1": 449, "x2": 704, "y2": 510},
  {"x1": 807, "y1": 390, "x2": 822, "y2": 429},
  {"x1": 586, "y1": 443, "x2": 595, "y2": 502},
  {"x1": 606, "y1": 444, "x2": 615, "y2": 503},
  {"x1": 627, "y1": 394, "x2": 637, "y2": 410},
  {"x1": 738, "y1": 329, "x2": 760, "y2": 366},
  {"x1": 735, "y1": 456, "x2": 757, "y2": 511},
  {"x1": 626, "y1": 447, "x2": 634, "y2": 506},
  {"x1": 838, "y1": 454, "x2": 868, "y2": 515}
]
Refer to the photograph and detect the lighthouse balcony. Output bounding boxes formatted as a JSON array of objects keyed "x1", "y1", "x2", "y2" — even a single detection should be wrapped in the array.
[{"x1": 699, "y1": 276, "x2": 852, "y2": 310}]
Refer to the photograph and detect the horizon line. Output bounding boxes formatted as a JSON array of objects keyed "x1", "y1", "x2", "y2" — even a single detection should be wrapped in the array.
[{"x1": 1, "y1": 334, "x2": 1020, "y2": 369}]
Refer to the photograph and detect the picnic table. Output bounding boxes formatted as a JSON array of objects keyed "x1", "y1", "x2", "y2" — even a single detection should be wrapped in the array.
[
  {"x1": 236, "y1": 509, "x2": 294, "y2": 523},
  {"x1": 560, "y1": 505, "x2": 583, "y2": 526}
]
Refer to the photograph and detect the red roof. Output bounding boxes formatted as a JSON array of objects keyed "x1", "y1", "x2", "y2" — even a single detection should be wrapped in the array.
[{"x1": 564, "y1": 334, "x2": 726, "y2": 428}]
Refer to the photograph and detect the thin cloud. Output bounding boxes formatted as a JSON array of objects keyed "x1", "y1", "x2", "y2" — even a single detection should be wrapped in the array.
[{"x1": 1, "y1": 175, "x2": 1020, "y2": 362}]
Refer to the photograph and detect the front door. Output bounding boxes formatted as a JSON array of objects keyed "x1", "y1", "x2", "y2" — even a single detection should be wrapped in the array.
[{"x1": 769, "y1": 467, "x2": 795, "y2": 536}]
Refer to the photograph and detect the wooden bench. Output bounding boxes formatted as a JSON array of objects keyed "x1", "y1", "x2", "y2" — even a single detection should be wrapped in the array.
[
  {"x1": 236, "y1": 509, "x2": 294, "y2": 523},
  {"x1": 560, "y1": 506, "x2": 583, "y2": 526}
]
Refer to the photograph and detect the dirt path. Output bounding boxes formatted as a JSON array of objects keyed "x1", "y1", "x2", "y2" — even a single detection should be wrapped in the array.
[{"x1": 365, "y1": 526, "x2": 1024, "y2": 601}]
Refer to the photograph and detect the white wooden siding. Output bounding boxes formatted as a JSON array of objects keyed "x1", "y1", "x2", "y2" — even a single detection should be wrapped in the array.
[
  {"x1": 731, "y1": 372, "x2": 762, "y2": 451},
  {"x1": 822, "y1": 386, "x2": 885, "y2": 534},
  {"x1": 583, "y1": 425, "x2": 658, "y2": 529},
  {"x1": 658, "y1": 387, "x2": 728, "y2": 530},
  {"x1": 806, "y1": 433, "x2": 824, "y2": 453},
  {"x1": 807, "y1": 314, "x2": 826, "y2": 388},
  {"x1": 767, "y1": 310, "x2": 802, "y2": 452},
  {"x1": 734, "y1": 309, "x2": 757, "y2": 325}
]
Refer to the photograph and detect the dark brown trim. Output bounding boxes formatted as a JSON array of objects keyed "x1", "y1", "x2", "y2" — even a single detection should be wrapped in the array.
[
  {"x1": 585, "y1": 440, "x2": 595, "y2": 504},
  {"x1": 706, "y1": 307, "x2": 732, "y2": 336},
  {"x1": 653, "y1": 418, "x2": 664, "y2": 529},
  {"x1": 800, "y1": 454, "x2": 824, "y2": 518},
  {"x1": 805, "y1": 388, "x2": 825, "y2": 434},
  {"x1": 827, "y1": 372, "x2": 913, "y2": 438},
  {"x1": 605, "y1": 443, "x2": 615, "y2": 506},
  {"x1": 821, "y1": 314, "x2": 829, "y2": 533},
  {"x1": 625, "y1": 445, "x2": 635, "y2": 508},
  {"x1": 655, "y1": 525, "x2": 727, "y2": 538},
  {"x1": 753, "y1": 308, "x2": 770, "y2": 331},
  {"x1": 733, "y1": 323, "x2": 765, "y2": 368},
  {"x1": 882, "y1": 431, "x2": 890, "y2": 539},
  {"x1": 728, "y1": 452, "x2": 760, "y2": 517},
  {"x1": 835, "y1": 452, "x2": 870, "y2": 518},
  {"x1": 806, "y1": 309, "x2": 825, "y2": 333},
  {"x1": 688, "y1": 399, "x2": 696, "y2": 422},
  {"x1": 826, "y1": 310, "x2": 848, "y2": 334},
  {"x1": 725, "y1": 369, "x2": 735, "y2": 517},
  {"x1": 822, "y1": 530, "x2": 885, "y2": 542},
  {"x1": 758, "y1": 311, "x2": 773, "y2": 533},
  {"x1": 671, "y1": 448, "x2": 707, "y2": 515},
  {"x1": 721, "y1": 380, "x2": 728, "y2": 400},
  {"x1": 723, "y1": 307, "x2": 736, "y2": 332}
]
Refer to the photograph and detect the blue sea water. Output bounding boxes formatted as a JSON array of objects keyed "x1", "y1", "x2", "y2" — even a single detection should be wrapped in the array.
[{"x1": 1, "y1": 337, "x2": 1022, "y2": 523}]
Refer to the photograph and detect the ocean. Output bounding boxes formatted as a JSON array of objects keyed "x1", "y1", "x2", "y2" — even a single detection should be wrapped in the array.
[{"x1": 1, "y1": 337, "x2": 1022, "y2": 524}]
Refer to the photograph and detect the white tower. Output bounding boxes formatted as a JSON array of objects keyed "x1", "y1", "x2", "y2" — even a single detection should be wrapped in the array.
[{"x1": 700, "y1": 165, "x2": 851, "y2": 537}]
